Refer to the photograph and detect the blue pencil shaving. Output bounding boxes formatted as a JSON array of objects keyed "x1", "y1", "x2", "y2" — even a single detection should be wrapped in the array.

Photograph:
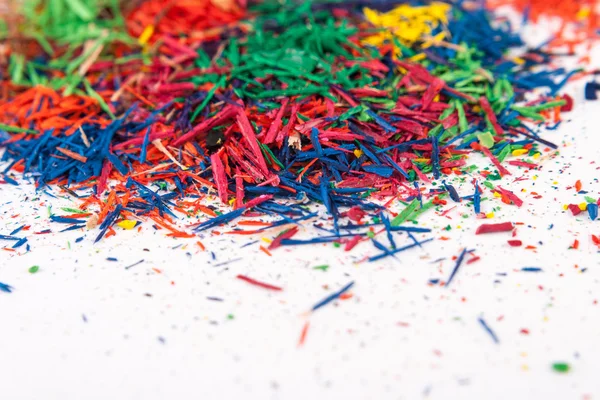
[
  {"x1": 521, "y1": 5, "x2": 530, "y2": 26},
  {"x1": 312, "y1": 224, "x2": 336, "y2": 234},
  {"x1": 445, "y1": 248, "x2": 467, "y2": 287},
  {"x1": 491, "y1": 141, "x2": 509, "y2": 157},
  {"x1": 353, "y1": 147, "x2": 379, "y2": 172},
  {"x1": 0, "y1": 282, "x2": 13, "y2": 293},
  {"x1": 478, "y1": 317, "x2": 499, "y2": 344},
  {"x1": 521, "y1": 267, "x2": 542, "y2": 272},
  {"x1": 588, "y1": 203, "x2": 598, "y2": 221},
  {"x1": 1, "y1": 174, "x2": 18, "y2": 185},
  {"x1": 214, "y1": 258, "x2": 243, "y2": 267},
  {"x1": 443, "y1": 181, "x2": 460, "y2": 202},
  {"x1": 125, "y1": 259, "x2": 144, "y2": 269},
  {"x1": 194, "y1": 207, "x2": 245, "y2": 231},
  {"x1": 9, "y1": 225, "x2": 25, "y2": 235},
  {"x1": 311, "y1": 281, "x2": 355, "y2": 312},
  {"x1": 473, "y1": 182, "x2": 481, "y2": 214},
  {"x1": 280, "y1": 233, "x2": 359, "y2": 246},
  {"x1": 514, "y1": 127, "x2": 557, "y2": 149},
  {"x1": 368, "y1": 237, "x2": 433, "y2": 262},
  {"x1": 393, "y1": 225, "x2": 433, "y2": 233},
  {"x1": 50, "y1": 215, "x2": 86, "y2": 224},
  {"x1": 320, "y1": 177, "x2": 334, "y2": 216},
  {"x1": 455, "y1": 137, "x2": 478, "y2": 150},
  {"x1": 381, "y1": 213, "x2": 396, "y2": 249},
  {"x1": 365, "y1": 109, "x2": 396, "y2": 132},
  {"x1": 382, "y1": 153, "x2": 410, "y2": 179},
  {"x1": 94, "y1": 204, "x2": 123, "y2": 243},
  {"x1": 407, "y1": 231, "x2": 422, "y2": 248},
  {"x1": 413, "y1": 181, "x2": 423, "y2": 207},
  {"x1": 126, "y1": 178, "x2": 177, "y2": 218},
  {"x1": 310, "y1": 128, "x2": 324, "y2": 157},
  {"x1": 372, "y1": 239, "x2": 397, "y2": 260},
  {"x1": 295, "y1": 147, "x2": 343, "y2": 162},
  {"x1": 255, "y1": 212, "x2": 319, "y2": 232},
  {"x1": 173, "y1": 175, "x2": 185, "y2": 198},
  {"x1": 431, "y1": 135, "x2": 440, "y2": 179},
  {"x1": 442, "y1": 126, "x2": 477, "y2": 149},
  {"x1": 12, "y1": 237, "x2": 27, "y2": 248},
  {"x1": 340, "y1": 223, "x2": 431, "y2": 233},
  {"x1": 363, "y1": 164, "x2": 394, "y2": 177},
  {"x1": 0, "y1": 234, "x2": 20, "y2": 241},
  {"x1": 584, "y1": 81, "x2": 599, "y2": 100}
]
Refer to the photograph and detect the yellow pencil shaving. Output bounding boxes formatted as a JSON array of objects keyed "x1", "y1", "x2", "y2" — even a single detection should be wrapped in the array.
[
  {"x1": 139, "y1": 25, "x2": 155, "y2": 46},
  {"x1": 363, "y1": 2, "x2": 451, "y2": 50},
  {"x1": 512, "y1": 149, "x2": 528, "y2": 156},
  {"x1": 117, "y1": 220, "x2": 137, "y2": 230}
]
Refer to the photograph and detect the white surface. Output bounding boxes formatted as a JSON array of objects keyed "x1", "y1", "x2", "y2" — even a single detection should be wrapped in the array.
[{"x1": 1, "y1": 16, "x2": 600, "y2": 400}]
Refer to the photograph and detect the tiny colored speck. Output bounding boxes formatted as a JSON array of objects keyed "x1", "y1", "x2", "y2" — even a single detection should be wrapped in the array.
[{"x1": 552, "y1": 362, "x2": 570, "y2": 373}]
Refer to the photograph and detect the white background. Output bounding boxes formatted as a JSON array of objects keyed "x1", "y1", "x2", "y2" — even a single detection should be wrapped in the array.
[{"x1": 0, "y1": 11, "x2": 599, "y2": 400}]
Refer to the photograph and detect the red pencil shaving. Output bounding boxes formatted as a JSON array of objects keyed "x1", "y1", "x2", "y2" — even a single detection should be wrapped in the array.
[
  {"x1": 476, "y1": 222, "x2": 514, "y2": 234},
  {"x1": 236, "y1": 274, "x2": 283, "y2": 291}
]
